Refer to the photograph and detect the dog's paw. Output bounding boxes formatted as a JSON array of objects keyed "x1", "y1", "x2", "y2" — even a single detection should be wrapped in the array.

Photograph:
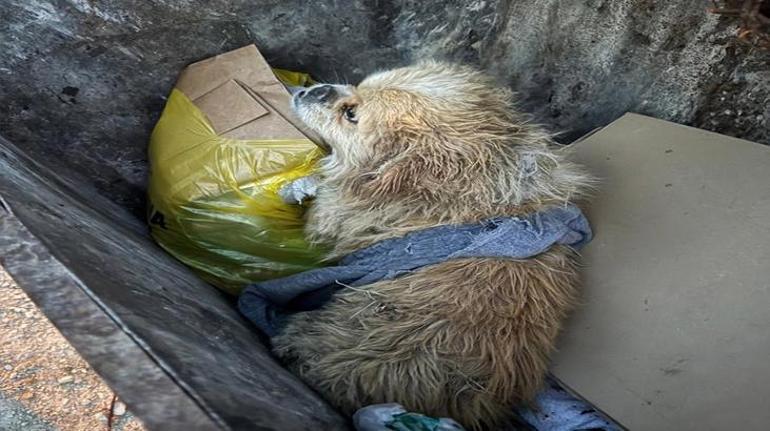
[{"x1": 278, "y1": 176, "x2": 320, "y2": 205}]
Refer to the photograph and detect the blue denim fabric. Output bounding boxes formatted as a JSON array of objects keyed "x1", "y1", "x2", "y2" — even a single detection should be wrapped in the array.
[{"x1": 239, "y1": 204, "x2": 592, "y2": 337}]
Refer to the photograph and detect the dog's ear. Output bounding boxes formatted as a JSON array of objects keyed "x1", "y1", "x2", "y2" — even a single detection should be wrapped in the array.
[
  {"x1": 369, "y1": 151, "x2": 439, "y2": 197},
  {"x1": 361, "y1": 132, "x2": 479, "y2": 199}
]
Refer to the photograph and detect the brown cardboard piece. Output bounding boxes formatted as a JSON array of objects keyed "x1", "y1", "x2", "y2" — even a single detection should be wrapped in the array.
[
  {"x1": 552, "y1": 113, "x2": 770, "y2": 430},
  {"x1": 175, "y1": 44, "x2": 322, "y2": 142}
]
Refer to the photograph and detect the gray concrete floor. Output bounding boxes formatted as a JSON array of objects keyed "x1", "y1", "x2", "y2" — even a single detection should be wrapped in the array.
[{"x1": 0, "y1": 267, "x2": 144, "y2": 431}]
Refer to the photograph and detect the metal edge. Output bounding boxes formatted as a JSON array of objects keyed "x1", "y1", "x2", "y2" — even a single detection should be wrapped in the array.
[{"x1": 0, "y1": 209, "x2": 222, "y2": 431}]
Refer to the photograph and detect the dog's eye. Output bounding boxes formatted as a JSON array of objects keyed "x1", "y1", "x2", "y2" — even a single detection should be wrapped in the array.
[{"x1": 342, "y1": 105, "x2": 358, "y2": 124}]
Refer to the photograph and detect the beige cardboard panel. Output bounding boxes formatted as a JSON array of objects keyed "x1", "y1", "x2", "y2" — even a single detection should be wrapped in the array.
[
  {"x1": 175, "y1": 44, "x2": 324, "y2": 144},
  {"x1": 194, "y1": 80, "x2": 269, "y2": 135},
  {"x1": 240, "y1": 79, "x2": 326, "y2": 144},
  {"x1": 221, "y1": 114, "x2": 307, "y2": 140},
  {"x1": 176, "y1": 45, "x2": 275, "y2": 101},
  {"x1": 225, "y1": 83, "x2": 308, "y2": 140},
  {"x1": 552, "y1": 113, "x2": 770, "y2": 430}
]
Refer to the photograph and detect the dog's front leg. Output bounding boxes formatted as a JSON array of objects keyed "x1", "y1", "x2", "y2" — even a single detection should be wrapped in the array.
[{"x1": 278, "y1": 175, "x2": 320, "y2": 204}]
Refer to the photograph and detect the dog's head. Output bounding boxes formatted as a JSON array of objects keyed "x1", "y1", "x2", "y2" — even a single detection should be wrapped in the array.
[{"x1": 292, "y1": 61, "x2": 588, "y2": 213}]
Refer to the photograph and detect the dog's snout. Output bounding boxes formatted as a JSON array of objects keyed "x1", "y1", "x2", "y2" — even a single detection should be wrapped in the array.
[{"x1": 301, "y1": 85, "x2": 338, "y2": 104}]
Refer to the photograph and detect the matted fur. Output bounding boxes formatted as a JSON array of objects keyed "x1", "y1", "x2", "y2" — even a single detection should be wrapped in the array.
[{"x1": 275, "y1": 62, "x2": 594, "y2": 429}]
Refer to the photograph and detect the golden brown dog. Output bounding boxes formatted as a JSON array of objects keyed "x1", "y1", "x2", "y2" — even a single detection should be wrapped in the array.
[{"x1": 275, "y1": 61, "x2": 593, "y2": 429}]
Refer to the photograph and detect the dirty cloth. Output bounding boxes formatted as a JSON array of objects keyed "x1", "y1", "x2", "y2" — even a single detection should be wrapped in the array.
[
  {"x1": 238, "y1": 204, "x2": 592, "y2": 336},
  {"x1": 353, "y1": 390, "x2": 622, "y2": 431},
  {"x1": 353, "y1": 377, "x2": 622, "y2": 431},
  {"x1": 516, "y1": 377, "x2": 622, "y2": 431},
  {"x1": 353, "y1": 403, "x2": 465, "y2": 431},
  {"x1": 351, "y1": 377, "x2": 622, "y2": 431}
]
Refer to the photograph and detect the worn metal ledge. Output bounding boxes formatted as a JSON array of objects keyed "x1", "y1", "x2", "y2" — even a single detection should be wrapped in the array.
[{"x1": 0, "y1": 137, "x2": 349, "y2": 431}]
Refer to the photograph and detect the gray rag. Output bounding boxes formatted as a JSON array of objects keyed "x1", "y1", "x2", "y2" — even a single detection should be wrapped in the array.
[
  {"x1": 353, "y1": 403, "x2": 465, "y2": 431},
  {"x1": 515, "y1": 377, "x2": 622, "y2": 431},
  {"x1": 353, "y1": 386, "x2": 622, "y2": 431},
  {"x1": 238, "y1": 204, "x2": 592, "y2": 336},
  {"x1": 351, "y1": 377, "x2": 623, "y2": 431}
]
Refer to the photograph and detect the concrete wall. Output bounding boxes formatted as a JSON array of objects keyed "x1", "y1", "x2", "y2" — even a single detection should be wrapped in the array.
[{"x1": 2, "y1": 0, "x2": 768, "y2": 215}]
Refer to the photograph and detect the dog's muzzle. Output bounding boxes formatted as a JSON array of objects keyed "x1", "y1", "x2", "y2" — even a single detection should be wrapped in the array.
[{"x1": 294, "y1": 84, "x2": 339, "y2": 105}]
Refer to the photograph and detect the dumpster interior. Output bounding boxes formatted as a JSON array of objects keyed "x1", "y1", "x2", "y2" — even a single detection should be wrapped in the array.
[{"x1": 1, "y1": 1, "x2": 770, "y2": 430}]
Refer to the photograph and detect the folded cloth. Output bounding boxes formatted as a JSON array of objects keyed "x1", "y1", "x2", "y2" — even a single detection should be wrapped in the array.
[
  {"x1": 239, "y1": 204, "x2": 592, "y2": 336},
  {"x1": 353, "y1": 404, "x2": 465, "y2": 431},
  {"x1": 352, "y1": 376, "x2": 622, "y2": 431},
  {"x1": 516, "y1": 377, "x2": 622, "y2": 431},
  {"x1": 353, "y1": 377, "x2": 622, "y2": 431}
]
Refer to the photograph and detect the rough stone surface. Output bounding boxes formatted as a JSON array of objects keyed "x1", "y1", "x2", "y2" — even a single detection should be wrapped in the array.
[
  {"x1": 0, "y1": 392, "x2": 55, "y2": 431},
  {"x1": 401, "y1": 0, "x2": 770, "y2": 146},
  {"x1": 1, "y1": 0, "x2": 768, "y2": 215}
]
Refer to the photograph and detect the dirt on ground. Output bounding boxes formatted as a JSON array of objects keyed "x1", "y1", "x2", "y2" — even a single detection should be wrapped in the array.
[{"x1": 0, "y1": 266, "x2": 145, "y2": 431}]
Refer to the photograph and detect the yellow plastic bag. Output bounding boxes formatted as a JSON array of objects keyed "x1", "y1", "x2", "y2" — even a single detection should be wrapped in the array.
[
  {"x1": 147, "y1": 70, "x2": 326, "y2": 296},
  {"x1": 272, "y1": 68, "x2": 316, "y2": 87}
]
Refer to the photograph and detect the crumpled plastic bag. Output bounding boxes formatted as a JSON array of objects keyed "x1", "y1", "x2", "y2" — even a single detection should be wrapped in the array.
[{"x1": 147, "y1": 69, "x2": 327, "y2": 296}]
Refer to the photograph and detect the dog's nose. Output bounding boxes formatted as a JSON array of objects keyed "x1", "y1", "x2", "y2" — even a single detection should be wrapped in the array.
[{"x1": 302, "y1": 85, "x2": 337, "y2": 104}]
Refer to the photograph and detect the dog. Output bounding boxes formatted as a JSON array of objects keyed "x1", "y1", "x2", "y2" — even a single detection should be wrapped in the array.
[{"x1": 274, "y1": 61, "x2": 593, "y2": 429}]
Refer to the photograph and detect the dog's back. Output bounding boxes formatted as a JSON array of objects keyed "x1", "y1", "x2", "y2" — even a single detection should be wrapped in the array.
[
  {"x1": 279, "y1": 61, "x2": 593, "y2": 429},
  {"x1": 274, "y1": 247, "x2": 579, "y2": 429}
]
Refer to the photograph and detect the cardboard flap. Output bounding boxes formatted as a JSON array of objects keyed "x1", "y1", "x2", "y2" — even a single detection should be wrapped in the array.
[
  {"x1": 174, "y1": 44, "x2": 324, "y2": 143},
  {"x1": 176, "y1": 45, "x2": 274, "y2": 101},
  {"x1": 194, "y1": 80, "x2": 269, "y2": 135}
]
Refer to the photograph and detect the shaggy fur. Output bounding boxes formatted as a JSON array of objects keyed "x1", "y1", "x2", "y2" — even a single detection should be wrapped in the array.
[{"x1": 275, "y1": 62, "x2": 593, "y2": 430}]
